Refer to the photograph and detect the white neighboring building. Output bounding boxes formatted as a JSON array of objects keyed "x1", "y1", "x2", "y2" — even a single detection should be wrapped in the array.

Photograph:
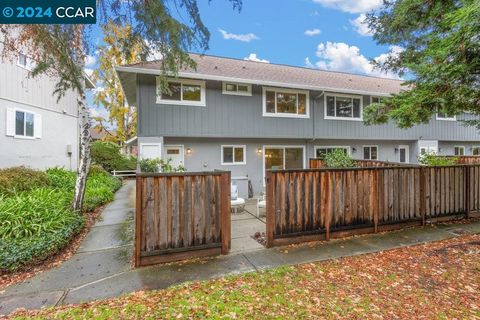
[{"x1": 0, "y1": 51, "x2": 94, "y2": 170}]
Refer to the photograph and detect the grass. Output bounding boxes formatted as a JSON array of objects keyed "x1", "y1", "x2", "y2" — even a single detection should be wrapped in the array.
[
  {"x1": 0, "y1": 166, "x2": 121, "y2": 272},
  {"x1": 9, "y1": 234, "x2": 480, "y2": 319}
]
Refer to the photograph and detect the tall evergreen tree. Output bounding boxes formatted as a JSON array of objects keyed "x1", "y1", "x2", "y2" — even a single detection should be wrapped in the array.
[{"x1": 363, "y1": 0, "x2": 480, "y2": 128}]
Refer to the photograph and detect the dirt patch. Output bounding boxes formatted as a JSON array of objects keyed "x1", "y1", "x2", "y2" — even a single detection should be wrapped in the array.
[{"x1": 0, "y1": 204, "x2": 105, "y2": 291}]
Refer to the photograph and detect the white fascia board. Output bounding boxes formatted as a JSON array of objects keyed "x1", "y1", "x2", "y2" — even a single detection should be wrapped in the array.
[{"x1": 115, "y1": 66, "x2": 394, "y2": 97}]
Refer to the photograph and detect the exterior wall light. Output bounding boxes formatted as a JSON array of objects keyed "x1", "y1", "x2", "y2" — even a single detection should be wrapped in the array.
[
  {"x1": 257, "y1": 147, "x2": 263, "y2": 154},
  {"x1": 186, "y1": 148, "x2": 192, "y2": 155}
]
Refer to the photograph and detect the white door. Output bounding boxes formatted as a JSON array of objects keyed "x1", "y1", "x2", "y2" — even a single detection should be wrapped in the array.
[
  {"x1": 165, "y1": 145, "x2": 184, "y2": 168},
  {"x1": 140, "y1": 143, "x2": 162, "y2": 160},
  {"x1": 418, "y1": 140, "x2": 438, "y2": 155},
  {"x1": 398, "y1": 145, "x2": 409, "y2": 163}
]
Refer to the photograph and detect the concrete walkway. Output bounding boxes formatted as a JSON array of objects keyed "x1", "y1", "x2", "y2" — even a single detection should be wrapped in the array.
[{"x1": 1, "y1": 181, "x2": 480, "y2": 315}]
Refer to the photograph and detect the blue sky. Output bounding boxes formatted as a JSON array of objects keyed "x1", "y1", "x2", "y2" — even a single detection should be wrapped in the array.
[
  {"x1": 88, "y1": 0, "x2": 400, "y2": 124},
  {"x1": 193, "y1": 0, "x2": 398, "y2": 77}
]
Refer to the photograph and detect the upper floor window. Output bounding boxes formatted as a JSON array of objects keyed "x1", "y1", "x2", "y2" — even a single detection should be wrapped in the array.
[
  {"x1": 221, "y1": 145, "x2": 246, "y2": 165},
  {"x1": 325, "y1": 94, "x2": 362, "y2": 120},
  {"x1": 315, "y1": 146, "x2": 350, "y2": 159},
  {"x1": 436, "y1": 110, "x2": 456, "y2": 121},
  {"x1": 370, "y1": 96, "x2": 384, "y2": 104},
  {"x1": 454, "y1": 146, "x2": 465, "y2": 156},
  {"x1": 222, "y1": 82, "x2": 252, "y2": 96},
  {"x1": 363, "y1": 145, "x2": 378, "y2": 160},
  {"x1": 156, "y1": 78, "x2": 206, "y2": 106},
  {"x1": 263, "y1": 87, "x2": 309, "y2": 118},
  {"x1": 17, "y1": 53, "x2": 34, "y2": 71}
]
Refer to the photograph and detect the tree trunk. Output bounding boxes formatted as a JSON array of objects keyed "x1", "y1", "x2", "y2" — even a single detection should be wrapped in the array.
[{"x1": 72, "y1": 87, "x2": 92, "y2": 212}]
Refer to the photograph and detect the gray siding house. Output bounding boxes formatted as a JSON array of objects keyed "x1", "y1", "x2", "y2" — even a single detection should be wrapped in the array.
[
  {"x1": 117, "y1": 54, "x2": 480, "y2": 196},
  {"x1": 0, "y1": 49, "x2": 94, "y2": 170}
]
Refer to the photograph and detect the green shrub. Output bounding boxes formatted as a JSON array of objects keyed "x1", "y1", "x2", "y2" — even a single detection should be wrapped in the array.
[
  {"x1": 0, "y1": 167, "x2": 50, "y2": 196},
  {"x1": 324, "y1": 149, "x2": 356, "y2": 168},
  {"x1": 0, "y1": 188, "x2": 74, "y2": 239},
  {"x1": 139, "y1": 158, "x2": 186, "y2": 173},
  {"x1": 91, "y1": 141, "x2": 137, "y2": 172},
  {"x1": 0, "y1": 217, "x2": 84, "y2": 271},
  {"x1": 46, "y1": 167, "x2": 76, "y2": 189},
  {"x1": 0, "y1": 166, "x2": 121, "y2": 271},
  {"x1": 418, "y1": 153, "x2": 459, "y2": 166}
]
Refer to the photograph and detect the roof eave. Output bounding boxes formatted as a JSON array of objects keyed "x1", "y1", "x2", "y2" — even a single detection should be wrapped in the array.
[{"x1": 115, "y1": 66, "x2": 396, "y2": 97}]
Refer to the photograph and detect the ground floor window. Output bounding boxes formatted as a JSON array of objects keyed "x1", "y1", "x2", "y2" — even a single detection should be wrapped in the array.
[
  {"x1": 363, "y1": 145, "x2": 378, "y2": 160},
  {"x1": 454, "y1": 146, "x2": 465, "y2": 156},
  {"x1": 221, "y1": 145, "x2": 246, "y2": 165},
  {"x1": 314, "y1": 146, "x2": 350, "y2": 159},
  {"x1": 264, "y1": 146, "x2": 304, "y2": 179},
  {"x1": 473, "y1": 147, "x2": 480, "y2": 156}
]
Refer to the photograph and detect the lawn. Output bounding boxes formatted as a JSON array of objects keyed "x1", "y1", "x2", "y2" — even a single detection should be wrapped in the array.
[
  {"x1": 0, "y1": 166, "x2": 122, "y2": 272},
  {"x1": 9, "y1": 234, "x2": 479, "y2": 319}
]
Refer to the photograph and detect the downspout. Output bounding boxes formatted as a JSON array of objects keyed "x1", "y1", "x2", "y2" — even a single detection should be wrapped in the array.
[{"x1": 308, "y1": 91, "x2": 324, "y2": 158}]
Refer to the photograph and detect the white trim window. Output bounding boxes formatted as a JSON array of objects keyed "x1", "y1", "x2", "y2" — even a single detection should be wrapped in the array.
[
  {"x1": 314, "y1": 146, "x2": 351, "y2": 159},
  {"x1": 222, "y1": 82, "x2": 252, "y2": 96},
  {"x1": 454, "y1": 146, "x2": 465, "y2": 156},
  {"x1": 325, "y1": 94, "x2": 363, "y2": 120},
  {"x1": 472, "y1": 146, "x2": 480, "y2": 156},
  {"x1": 370, "y1": 96, "x2": 384, "y2": 104},
  {"x1": 156, "y1": 78, "x2": 206, "y2": 106},
  {"x1": 363, "y1": 145, "x2": 378, "y2": 160},
  {"x1": 263, "y1": 87, "x2": 309, "y2": 118},
  {"x1": 436, "y1": 111, "x2": 456, "y2": 121},
  {"x1": 221, "y1": 145, "x2": 246, "y2": 165},
  {"x1": 5, "y1": 108, "x2": 42, "y2": 139},
  {"x1": 17, "y1": 53, "x2": 35, "y2": 71}
]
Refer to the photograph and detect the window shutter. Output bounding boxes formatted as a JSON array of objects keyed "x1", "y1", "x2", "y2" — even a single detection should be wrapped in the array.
[
  {"x1": 34, "y1": 113, "x2": 42, "y2": 138},
  {"x1": 5, "y1": 108, "x2": 15, "y2": 136}
]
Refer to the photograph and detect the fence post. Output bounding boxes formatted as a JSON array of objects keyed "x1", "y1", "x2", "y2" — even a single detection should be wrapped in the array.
[
  {"x1": 371, "y1": 169, "x2": 379, "y2": 233},
  {"x1": 220, "y1": 172, "x2": 231, "y2": 254},
  {"x1": 325, "y1": 171, "x2": 331, "y2": 241},
  {"x1": 464, "y1": 165, "x2": 470, "y2": 219},
  {"x1": 134, "y1": 175, "x2": 143, "y2": 267},
  {"x1": 420, "y1": 167, "x2": 426, "y2": 226},
  {"x1": 266, "y1": 171, "x2": 275, "y2": 248}
]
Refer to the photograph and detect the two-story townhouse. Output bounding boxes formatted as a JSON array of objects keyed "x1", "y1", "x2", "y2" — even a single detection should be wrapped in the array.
[
  {"x1": 0, "y1": 49, "x2": 94, "y2": 170},
  {"x1": 117, "y1": 54, "x2": 480, "y2": 196}
]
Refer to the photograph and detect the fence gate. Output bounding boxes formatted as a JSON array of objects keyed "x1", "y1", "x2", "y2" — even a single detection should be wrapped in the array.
[{"x1": 135, "y1": 171, "x2": 231, "y2": 267}]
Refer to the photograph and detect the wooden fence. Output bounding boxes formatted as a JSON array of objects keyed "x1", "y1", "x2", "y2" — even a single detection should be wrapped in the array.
[
  {"x1": 266, "y1": 164, "x2": 480, "y2": 247},
  {"x1": 442, "y1": 155, "x2": 480, "y2": 165},
  {"x1": 135, "y1": 171, "x2": 231, "y2": 267},
  {"x1": 309, "y1": 158, "x2": 406, "y2": 169}
]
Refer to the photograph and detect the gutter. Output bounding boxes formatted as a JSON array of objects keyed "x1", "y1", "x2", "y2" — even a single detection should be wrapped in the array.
[{"x1": 115, "y1": 66, "x2": 394, "y2": 97}]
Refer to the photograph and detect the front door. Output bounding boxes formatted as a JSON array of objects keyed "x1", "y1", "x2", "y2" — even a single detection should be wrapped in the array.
[
  {"x1": 398, "y1": 145, "x2": 409, "y2": 163},
  {"x1": 165, "y1": 145, "x2": 185, "y2": 168}
]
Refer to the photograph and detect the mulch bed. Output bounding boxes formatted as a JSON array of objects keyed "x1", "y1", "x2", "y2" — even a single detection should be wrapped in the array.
[{"x1": 0, "y1": 205, "x2": 105, "y2": 291}]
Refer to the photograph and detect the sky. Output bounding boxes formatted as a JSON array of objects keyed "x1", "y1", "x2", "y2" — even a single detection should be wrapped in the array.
[{"x1": 88, "y1": 0, "x2": 400, "y2": 127}]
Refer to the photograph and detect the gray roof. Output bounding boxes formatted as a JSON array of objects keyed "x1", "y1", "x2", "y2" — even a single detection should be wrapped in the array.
[{"x1": 116, "y1": 53, "x2": 405, "y2": 106}]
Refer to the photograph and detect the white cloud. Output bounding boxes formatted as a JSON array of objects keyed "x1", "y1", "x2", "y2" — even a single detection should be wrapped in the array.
[
  {"x1": 350, "y1": 14, "x2": 373, "y2": 36},
  {"x1": 89, "y1": 105, "x2": 109, "y2": 120},
  {"x1": 244, "y1": 53, "x2": 270, "y2": 63},
  {"x1": 304, "y1": 28, "x2": 321, "y2": 36},
  {"x1": 305, "y1": 41, "x2": 402, "y2": 78},
  {"x1": 312, "y1": 0, "x2": 382, "y2": 14},
  {"x1": 85, "y1": 54, "x2": 96, "y2": 67},
  {"x1": 218, "y1": 29, "x2": 259, "y2": 42}
]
